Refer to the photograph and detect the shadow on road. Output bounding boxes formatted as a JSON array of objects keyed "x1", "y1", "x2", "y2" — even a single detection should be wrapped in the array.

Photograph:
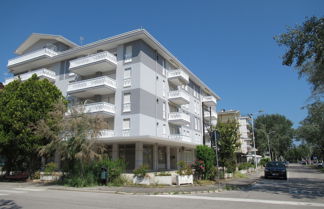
[{"x1": 0, "y1": 199, "x2": 22, "y2": 209}]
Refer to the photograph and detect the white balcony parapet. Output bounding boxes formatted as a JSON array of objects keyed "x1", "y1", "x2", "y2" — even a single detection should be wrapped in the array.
[
  {"x1": 167, "y1": 69, "x2": 189, "y2": 85},
  {"x1": 67, "y1": 76, "x2": 116, "y2": 93},
  {"x1": 8, "y1": 48, "x2": 58, "y2": 67},
  {"x1": 168, "y1": 90, "x2": 190, "y2": 105},
  {"x1": 169, "y1": 134, "x2": 192, "y2": 143},
  {"x1": 4, "y1": 68, "x2": 56, "y2": 85},
  {"x1": 204, "y1": 110, "x2": 217, "y2": 120},
  {"x1": 202, "y1": 96, "x2": 217, "y2": 107},
  {"x1": 97, "y1": 130, "x2": 115, "y2": 138},
  {"x1": 168, "y1": 112, "x2": 190, "y2": 125},
  {"x1": 69, "y1": 51, "x2": 117, "y2": 70},
  {"x1": 83, "y1": 102, "x2": 115, "y2": 115},
  {"x1": 122, "y1": 129, "x2": 130, "y2": 137}
]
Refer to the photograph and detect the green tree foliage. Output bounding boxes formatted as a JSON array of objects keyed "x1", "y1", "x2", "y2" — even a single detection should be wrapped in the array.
[
  {"x1": 35, "y1": 100, "x2": 108, "y2": 177},
  {"x1": 296, "y1": 101, "x2": 324, "y2": 160},
  {"x1": 215, "y1": 122, "x2": 240, "y2": 173},
  {"x1": 254, "y1": 114, "x2": 294, "y2": 160},
  {"x1": 275, "y1": 16, "x2": 324, "y2": 97},
  {"x1": 284, "y1": 144, "x2": 312, "y2": 163},
  {"x1": 0, "y1": 75, "x2": 65, "y2": 175},
  {"x1": 195, "y1": 145, "x2": 215, "y2": 180}
]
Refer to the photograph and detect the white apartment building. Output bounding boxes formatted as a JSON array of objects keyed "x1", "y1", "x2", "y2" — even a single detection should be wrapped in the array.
[{"x1": 4, "y1": 29, "x2": 220, "y2": 171}]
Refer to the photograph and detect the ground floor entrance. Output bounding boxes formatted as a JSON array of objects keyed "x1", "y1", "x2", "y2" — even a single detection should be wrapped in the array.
[{"x1": 105, "y1": 142, "x2": 195, "y2": 171}]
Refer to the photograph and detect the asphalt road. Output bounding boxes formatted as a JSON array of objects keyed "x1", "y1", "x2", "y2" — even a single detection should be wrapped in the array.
[{"x1": 0, "y1": 164, "x2": 323, "y2": 209}]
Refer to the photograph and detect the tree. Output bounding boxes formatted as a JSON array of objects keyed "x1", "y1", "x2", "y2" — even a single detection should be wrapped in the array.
[
  {"x1": 35, "y1": 100, "x2": 108, "y2": 177},
  {"x1": 296, "y1": 101, "x2": 324, "y2": 160},
  {"x1": 275, "y1": 16, "x2": 324, "y2": 97},
  {"x1": 215, "y1": 122, "x2": 240, "y2": 173},
  {"x1": 0, "y1": 75, "x2": 65, "y2": 175},
  {"x1": 254, "y1": 114, "x2": 294, "y2": 160}
]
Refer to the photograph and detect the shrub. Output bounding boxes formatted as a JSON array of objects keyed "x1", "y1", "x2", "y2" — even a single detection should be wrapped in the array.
[
  {"x1": 259, "y1": 158, "x2": 270, "y2": 167},
  {"x1": 44, "y1": 162, "x2": 58, "y2": 174},
  {"x1": 94, "y1": 159, "x2": 126, "y2": 182},
  {"x1": 196, "y1": 145, "x2": 215, "y2": 180},
  {"x1": 192, "y1": 160, "x2": 205, "y2": 180},
  {"x1": 238, "y1": 162, "x2": 254, "y2": 170},
  {"x1": 224, "y1": 159, "x2": 236, "y2": 173},
  {"x1": 133, "y1": 165, "x2": 149, "y2": 177},
  {"x1": 177, "y1": 161, "x2": 193, "y2": 175},
  {"x1": 155, "y1": 171, "x2": 171, "y2": 176}
]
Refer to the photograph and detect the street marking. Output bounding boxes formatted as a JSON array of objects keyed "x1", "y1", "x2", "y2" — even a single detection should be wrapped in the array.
[
  {"x1": 0, "y1": 189, "x2": 26, "y2": 194},
  {"x1": 153, "y1": 195, "x2": 324, "y2": 207},
  {"x1": 0, "y1": 193, "x2": 9, "y2": 196},
  {"x1": 14, "y1": 188, "x2": 46, "y2": 192}
]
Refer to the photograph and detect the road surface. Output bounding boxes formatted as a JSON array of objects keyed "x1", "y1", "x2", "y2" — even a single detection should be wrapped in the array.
[{"x1": 0, "y1": 164, "x2": 323, "y2": 209}]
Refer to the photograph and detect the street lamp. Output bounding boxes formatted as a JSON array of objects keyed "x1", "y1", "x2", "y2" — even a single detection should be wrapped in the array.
[{"x1": 248, "y1": 110, "x2": 263, "y2": 169}]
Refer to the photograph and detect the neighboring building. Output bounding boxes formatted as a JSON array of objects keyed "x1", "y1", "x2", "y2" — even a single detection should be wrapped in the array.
[
  {"x1": 5, "y1": 29, "x2": 220, "y2": 171},
  {"x1": 217, "y1": 110, "x2": 252, "y2": 163}
]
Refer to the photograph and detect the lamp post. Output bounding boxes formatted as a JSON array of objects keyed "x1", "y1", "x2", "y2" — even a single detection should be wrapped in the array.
[{"x1": 248, "y1": 110, "x2": 263, "y2": 169}]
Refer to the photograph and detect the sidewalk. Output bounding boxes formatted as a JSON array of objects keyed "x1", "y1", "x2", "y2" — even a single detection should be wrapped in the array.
[{"x1": 47, "y1": 170, "x2": 263, "y2": 195}]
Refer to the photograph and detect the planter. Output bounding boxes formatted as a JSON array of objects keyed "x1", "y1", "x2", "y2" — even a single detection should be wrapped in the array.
[
  {"x1": 176, "y1": 175, "x2": 193, "y2": 185},
  {"x1": 239, "y1": 169, "x2": 247, "y2": 174},
  {"x1": 224, "y1": 173, "x2": 233, "y2": 179},
  {"x1": 40, "y1": 174, "x2": 60, "y2": 181},
  {"x1": 133, "y1": 176, "x2": 150, "y2": 185},
  {"x1": 154, "y1": 176, "x2": 172, "y2": 185}
]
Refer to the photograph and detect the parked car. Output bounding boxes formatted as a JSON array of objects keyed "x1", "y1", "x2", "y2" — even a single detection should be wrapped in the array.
[
  {"x1": 264, "y1": 161, "x2": 287, "y2": 180},
  {"x1": 4, "y1": 171, "x2": 28, "y2": 181}
]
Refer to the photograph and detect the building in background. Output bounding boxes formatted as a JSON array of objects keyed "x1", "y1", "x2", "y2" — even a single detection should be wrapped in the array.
[
  {"x1": 5, "y1": 29, "x2": 220, "y2": 171},
  {"x1": 217, "y1": 110, "x2": 253, "y2": 163}
]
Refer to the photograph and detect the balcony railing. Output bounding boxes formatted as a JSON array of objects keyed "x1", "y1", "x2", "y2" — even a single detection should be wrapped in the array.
[
  {"x1": 167, "y1": 69, "x2": 189, "y2": 85},
  {"x1": 168, "y1": 112, "x2": 190, "y2": 125},
  {"x1": 204, "y1": 110, "x2": 217, "y2": 120},
  {"x1": 97, "y1": 130, "x2": 115, "y2": 138},
  {"x1": 69, "y1": 51, "x2": 117, "y2": 70},
  {"x1": 8, "y1": 48, "x2": 58, "y2": 67},
  {"x1": 67, "y1": 76, "x2": 116, "y2": 94},
  {"x1": 4, "y1": 68, "x2": 56, "y2": 85},
  {"x1": 202, "y1": 96, "x2": 217, "y2": 107},
  {"x1": 83, "y1": 102, "x2": 115, "y2": 115},
  {"x1": 169, "y1": 134, "x2": 192, "y2": 143},
  {"x1": 168, "y1": 90, "x2": 190, "y2": 105}
]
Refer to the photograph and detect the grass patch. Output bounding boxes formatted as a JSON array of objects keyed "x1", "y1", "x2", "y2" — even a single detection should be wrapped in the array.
[
  {"x1": 234, "y1": 172, "x2": 247, "y2": 179},
  {"x1": 194, "y1": 180, "x2": 215, "y2": 185}
]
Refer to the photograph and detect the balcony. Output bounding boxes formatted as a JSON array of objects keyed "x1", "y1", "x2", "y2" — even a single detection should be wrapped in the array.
[
  {"x1": 8, "y1": 48, "x2": 58, "y2": 74},
  {"x1": 69, "y1": 51, "x2": 117, "y2": 76},
  {"x1": 204, "y1": 110, "x2": 217, "y2": 121},
  {"x1": 4, "y1": 68, "x2": 56, "y2": 85},
  {"x1": 202, "y1": 96, "x2": 217, "y2": 107},
  {"x1": 67, "y1": 76, "x2": 116, "y2": 97},
  {"x1": 168, "y1": 90, "x2": 190, "y2": 105},
  {"x1": 69, "y1": 102, "x2": 115, "y2": 118},
  {"x1": 97, "y1": 130, "x2": 115, "y2": 139},
  {"x1": 168, "y1": 112, "x2": 190, "y2": 125},
  {"x1": 169, "y1": 134, "x2": 192, "y2": 143},
  {"x1": 167, "y1": 69, "x2": 189, "y2": 85}
]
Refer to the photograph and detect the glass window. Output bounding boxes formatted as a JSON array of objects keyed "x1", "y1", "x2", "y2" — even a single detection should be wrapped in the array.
[
  {"x1": 122, "y1": 118, "x2": 130, "y2": 130},
  {"x1": 143, "y1": 145, "x2": 153, "y2": 170},
  {"x1": 163, "y1": 102, "x2": 166, "y2": 119},
  {"x1": 123, "y1": 93, "x2": 131, "y2": 112},
  {"x1": 162, "y1": 124, "x2": 166, "y2": 135},
  {"x1": 124, "y1": 45, "x2": 132, "y2": 63},
  {"x1": 124, "y1": 68, "x2": 131, "y2": 87}
]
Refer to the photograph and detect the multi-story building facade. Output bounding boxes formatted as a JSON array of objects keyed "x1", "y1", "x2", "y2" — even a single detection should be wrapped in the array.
[
  {"x1": 5, "y1": 29, "x2": 220, "y2": 171},
  {"x1": 217, "y1": 110, "x2": 252, "y2": 162}
]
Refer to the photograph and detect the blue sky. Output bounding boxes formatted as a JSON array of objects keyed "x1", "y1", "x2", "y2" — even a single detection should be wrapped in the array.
[{"x1": 0, "y1": 0, "x2": 323, "y2": 127}]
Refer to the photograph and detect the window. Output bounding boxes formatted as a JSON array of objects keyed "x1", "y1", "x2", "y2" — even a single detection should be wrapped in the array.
[
  {"x1": 163, "y1": 102, "x2": 166, "y2": 119},
  {"x1": 194, "y1": 118, "x2": 198, "y2": 130},
  {"x1": 162, "y1": 59, "x2": 166, "y2": 76},
  {"x1": 123, "y1": 93, "x2": 131, "y2": 112},
  {"x1": 124, "y1": 68, "x2": 131, "y2": 87},
  {"x1": 162, "y1": 80, "x2": 166, "y2": 97},
  {"x1": 162, "y1": 124, "x2": 166, "y2": 135},
  {"x1": 124, "y1": 45, "x2": 132, "y2": 63},
  {"x1": 122, "y1": 118, "x2": 131, "y2": 136}
]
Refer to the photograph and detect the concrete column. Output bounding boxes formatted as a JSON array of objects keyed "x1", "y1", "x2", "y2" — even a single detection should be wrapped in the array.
[
  {"x1": 135, "y1": 142, "x2": 143, "y2": 169},
  {"x1": 166, "y1": 146, "x2": 170, "y2": 170},
  {"x1": 112, "y1": 144, "x2": 119, "y2": 160},
  {"x1": 176, "y1": 147, "x2": 181, "y2": 169},
  {"x1": 153, "y1": 144, "x2": 158, "y2": 170}
]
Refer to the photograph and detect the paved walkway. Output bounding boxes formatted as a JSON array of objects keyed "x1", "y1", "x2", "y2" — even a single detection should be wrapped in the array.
[{"x1": 47, "y1": 170, "x2": 263, "y2": 195}]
